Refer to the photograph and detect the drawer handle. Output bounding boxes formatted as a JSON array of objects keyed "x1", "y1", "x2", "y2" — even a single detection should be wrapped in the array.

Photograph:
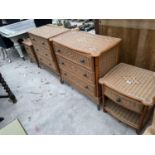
[
  {"x1": 32, "y1": 38, "x2": 35, "y2": 41},
  {"x1": 116, "y1": 98, "x2": 121, "y2": 102},
  {"x1": 42, "y1": 42, "x2": 45, "y2": 45},
  {"x1": 83, "y1": 74, "x2": 87, "y2": 77},
  {"x1": 57, "y1": 49, "x2": 61, "y2": 52},
  {"x1": 85, "y1": 86, "x2": 89, "y2": 89},
  {"x1": 80, "y1": 59, "x2": 85, "y2": 63},
  {"x1": 36, "y1": 49, "x2": 39, "y2": 51},
  {"x1": 45, "y1": 54, "x2": 48, "y2": 56},
  {"x1": 64, "y1": 73, "x2": 67, "y2": 76},
  {"x1": 61, "y1": 62, "x2": 64, "y2": 65}
]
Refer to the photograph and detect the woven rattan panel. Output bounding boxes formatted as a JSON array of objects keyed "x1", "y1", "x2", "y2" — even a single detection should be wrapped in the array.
[
  {"x1": 99, "y1": 63, "x2": 155, "y2": 106},
  {"x1": 99, "y1": 46, "x2": 119, "y2": 77},
  {"x1": 52, "y1": 31, "x2": 121, "y2": 57}
]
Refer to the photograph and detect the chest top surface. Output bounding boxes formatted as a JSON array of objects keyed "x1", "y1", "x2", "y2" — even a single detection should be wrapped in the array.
[
  {"x1": 28, "y1": 25, "x2": 69, "y2": 39},
  {"x1": 99, "y1": 63, "x2": 155, "y2": 106},
  {"x1": 23, "y1": 38, "x2": 32, "y2": 46},
  {"x1": 52, "y1": 31, "x2": 121, "y2": 57}
]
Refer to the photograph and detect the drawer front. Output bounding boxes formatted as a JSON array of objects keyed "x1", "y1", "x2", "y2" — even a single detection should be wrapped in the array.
[
  {"x1": 57, "y1": 56, "x2": 95, "y2": 84},
  {"x1": 29, "y1": 34, "x2": 50, "y2": 50},
  {"x1": 61, "y1": 69, "x2": 96, "y2": 97},
  {"x1": 37, "y1": 55, "x2": 56, "y2": 70},
  {"x1": 53, "y1": 43, "x2": 94, "y2": 71},
  {"x1": 33, "y1": 47, "x2": 53, "y2": 61},
  {"x1": 104, "y1": 86, "x2": 144, "y2": 113}
]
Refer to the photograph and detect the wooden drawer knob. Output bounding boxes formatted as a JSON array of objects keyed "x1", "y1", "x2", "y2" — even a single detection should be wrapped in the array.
[
  {"x1": 42, "y1": 42, "x2": 45, "y2": 45},
  {"x1": 80, "y1": 59, "x2": 85, "y2": 63},
  {"x1": 85, "y1": 86, "x2": 89, "y2": 89},
  {"x1": 45, "y1": 54, "x2": 48, "y2": 56},
  {"x1": 36, "y1": 49, "x2": 39, "y2": 51},
  {"x1": 61, "y1": 62, "x2": 64, "y2": 65},
  {"x1": 32, "y1": 38, "x2": 35, "y2": 41},
  {"x1": 64, "y1": 73, "x2": 67, "y2": 76},
  {"x1": 83, "y1": 74, "x2": 87, "y2": 77},
  {"x1": 57, "y1": 49, "x2": 61, "y2": 52},
  {"x1": 116, "y1": 98, "x2": 121, "y2": 102}
]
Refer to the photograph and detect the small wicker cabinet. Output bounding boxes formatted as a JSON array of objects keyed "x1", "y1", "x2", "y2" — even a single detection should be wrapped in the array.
[
  {"x1": 99, "y1": 63, "x2": 155, "y2": 133},
  {"x1": 28, "y1": 25, "x2": 69, "y2": 75},
  {"x1": 53, "y1": 31, "x2": 121, "y2": 107},
  {"x1": 22, "y1": 38, "x2": 39, "y2": 66}
]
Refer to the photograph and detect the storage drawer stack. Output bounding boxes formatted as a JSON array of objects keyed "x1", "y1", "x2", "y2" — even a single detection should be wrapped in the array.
[
  {"x1": 28, "y1": 25, "x2": 69, "y2": 75},
  {"x1": 53, "y1": 31, "x2": 121, "y2": 107},
  {"x1": 22, "y1": 38, "x2": 39, "y2": 66},
  {"x1": 99, "y1": 63, "x2": 155, "y2": 133}
]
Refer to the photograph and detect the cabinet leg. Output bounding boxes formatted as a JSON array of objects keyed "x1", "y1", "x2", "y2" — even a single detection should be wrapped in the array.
[
  {"x1": 136, "y1": 129, "x2": 141, "y2": 135},
  {"x1": 103, "y1": 108, "x2": 107, "y2": 113},
  {"x1": 0, "y1": 117, "x2": 4, "y2": 122},
  {"x1": 60, "y1": 78, "x2": 64, "y2": 84},
  {"x1": 97, "y1": 104, "x2": 100, "y2": 111},
  {"x1": 102, "y1": 95, "x2": 107, "y2": 112}
]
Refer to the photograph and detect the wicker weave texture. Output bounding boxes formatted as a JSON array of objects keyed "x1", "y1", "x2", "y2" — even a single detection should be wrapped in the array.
[
  {"x1": 104, "y1": 86, "x2": 144, "y2": 113},
  {"x1": 52, "y1": 31, "x2": 121, "y2": 57},
  {"x1": 37, "y1": 54, "x2": 56, "y2": 70},
  {"x1": 29, "y1": 34, "x2": 51, "y2": 50},
  {"x1": 61, "y1": 69, "x2": 96, "y2": 97},
  {"x1": 28, "y1": 25, "x2": 69, "y2": 39},
  {"x1": 105, "y1": 100, "x2": 140, "y2": 129},
  {"x1": 23, "y1": 39, "x2": 37, "y2": 63},
  {"x1": 99, "y1": 63, "x2": 155, "y2": 105},
  {"x1": 99, "y1": 46, "x2": 119, "y2": 77},
  {"x1": 53, "y1": 42, "x2": 94, "y2": 71},
  {"x1": 57, "y1": 55, "x2": 95, "y2": 84}
]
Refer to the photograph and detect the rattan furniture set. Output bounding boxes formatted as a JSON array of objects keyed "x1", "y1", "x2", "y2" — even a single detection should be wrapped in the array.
[{"x1": 22, "y1": 25, "x2": 155, "y2": 134}]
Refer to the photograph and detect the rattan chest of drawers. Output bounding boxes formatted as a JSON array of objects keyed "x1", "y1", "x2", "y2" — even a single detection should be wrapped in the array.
[
  {"x1": 53, "y1": 31, "x2": 121, "y2": 108},
  {"x1": 99, "y1": 63, "x2": 155, "y2": 133},
  {"x1": 28, "y1": 25, "x2": 69, "y2": 75},
  {"x1": 22, "y1": 38, "x2": 39, "y2": 66}
]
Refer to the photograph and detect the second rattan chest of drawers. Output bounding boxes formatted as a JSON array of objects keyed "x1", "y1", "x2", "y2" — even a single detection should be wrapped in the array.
[
  {"x1": 28, "y1": 25, "x2": 69, "y2": 75},
  {"x1": 53, "y1": 31, "x2": 121, "y2": 108},
  {"x1": 99, "y1": 63, "x2": 155, "y2": 133}
]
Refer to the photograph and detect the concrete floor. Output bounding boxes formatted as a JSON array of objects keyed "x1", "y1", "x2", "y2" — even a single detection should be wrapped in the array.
[{"x1": 0, "y1": 50, "x2": 139, "y2": 135}]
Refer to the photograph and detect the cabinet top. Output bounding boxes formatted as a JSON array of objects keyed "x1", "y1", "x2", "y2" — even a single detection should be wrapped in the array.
[
  {"x1": 22, "y1": 38, "x2": 32, "y2": 46},
  {"x1": 99, "y1": 63, "x2": 155, "y2": 106},
  {"x1": 28, "y1": 25, "x2": 69, "y2": 39},
  {"x1": 52, "y1": 31, "x2": 121, "y2": 57}
]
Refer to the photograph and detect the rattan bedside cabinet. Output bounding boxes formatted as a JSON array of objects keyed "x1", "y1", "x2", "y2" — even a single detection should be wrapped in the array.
[
  {"x1": 28, "y1": 25, "x2": 69, "y2": 75},
  {"x1": 99, "y1": 63, "x2": 155, "y2": 133},
  {"x1": 53, "y1": 31, "x2": 121, "y2": 108},
  {"x1": 22, "y1": 38, "x2": 39, "y2": 66}
]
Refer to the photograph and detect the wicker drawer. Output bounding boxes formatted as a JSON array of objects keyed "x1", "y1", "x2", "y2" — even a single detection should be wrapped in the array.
[
  {"x1": 104, "y1": 86, "x2": 144, "y2": 113},
  {"x1": 57, "y1": 56, "x2": 95, "y2": 84},
  {"x1": 33, "y1": 47, "x2": 52, "y2": 60},
  {"x1": 53, "y1": 42, "x2": 94, "y2": 71},
  {"x1": 29, "y1": 34, "x2": 50, "y2": 50},
  {"x1": 37, "y1": 55, "x2": 56, "y2": 70},
  {"x1": 61, "y1": 69, "x2": 96, "y2": 96}
]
